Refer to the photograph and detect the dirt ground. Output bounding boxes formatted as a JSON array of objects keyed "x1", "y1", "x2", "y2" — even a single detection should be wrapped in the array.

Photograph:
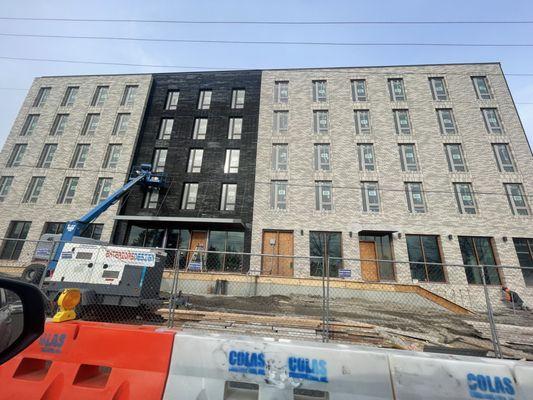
[{"x1": 184, "y1": 294, "x2": 533, "y2": 359}]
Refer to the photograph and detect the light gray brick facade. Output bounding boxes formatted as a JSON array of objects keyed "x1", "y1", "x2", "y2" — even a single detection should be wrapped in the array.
[
  {"x1": 251, "y1": 63, "x2": 533, "y2": 309},
  {"x1": 0, "y1": 74, "x2": 152, "y2": 265}
]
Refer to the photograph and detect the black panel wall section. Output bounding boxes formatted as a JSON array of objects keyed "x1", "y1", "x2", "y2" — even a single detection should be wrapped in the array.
[{"x1": 113, "y1": 70, "x2": 262, "y2": 272}]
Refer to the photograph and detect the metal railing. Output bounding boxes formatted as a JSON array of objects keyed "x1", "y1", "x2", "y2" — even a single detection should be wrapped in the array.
[{"x1": 0, "y1": 237, "x2": 532, "y2": 360}]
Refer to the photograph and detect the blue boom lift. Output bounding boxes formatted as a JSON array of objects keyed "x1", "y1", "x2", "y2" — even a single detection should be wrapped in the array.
[{"x1": 21, "y1": 164, "x2": 167, "y2": 284}]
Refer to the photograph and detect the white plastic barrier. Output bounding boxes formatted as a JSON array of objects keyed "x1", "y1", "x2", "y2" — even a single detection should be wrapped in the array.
[{"x1": 163, "y1": 331, "x2": 533, "y2": 400}]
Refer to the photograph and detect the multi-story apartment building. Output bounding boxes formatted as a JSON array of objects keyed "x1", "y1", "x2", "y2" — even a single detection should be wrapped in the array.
[
  {"x1": 0, "y1": 74, "x2": 152, "y2": 265},
  {"x1": 112, "y1": 71, "x2": 262, "y2": 272},
  {"x1": 250, "y1": 63, "x2": 533, "y2": 308}
]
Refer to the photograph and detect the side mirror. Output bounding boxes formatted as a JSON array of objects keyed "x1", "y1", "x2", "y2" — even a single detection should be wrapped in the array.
[{"x1": 0, "y1": 278, "x2": 46, "y2": 365}]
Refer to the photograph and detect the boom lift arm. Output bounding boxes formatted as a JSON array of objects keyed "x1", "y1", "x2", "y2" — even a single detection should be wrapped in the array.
[{"x1": 46, "y1": 164, "x2": 166, "y2": 273}]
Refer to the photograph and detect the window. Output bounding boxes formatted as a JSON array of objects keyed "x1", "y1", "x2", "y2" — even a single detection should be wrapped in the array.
[
  {"x1": 158, "y1": 118, "x2": 174, "y2": 140},
  {"x1": 21, "y1": 114, "x2": 39, "y2": 136},
  {"x1": 192, "y1": 118, "x2": 208, "y2": 139},
  {"x1": 351, "y1": 79, "x2": 367, "y2": 101},
  {"x1": 472, "y1": 76, "x2": 492, "y2": 99},
  {"x1": 354, "y1": 110, "x2": 371, "y2": 134},
  {"x1": 231, "y1": 89, "x2": 245, "y2": 109},
  {"x1": 313, "y1": 110, "x2": 329, "y2": 134},
  {"x1": 388, "y1": 78, "x2": 406, "y2": 101},
  {"x1": 361, "y1": 181, "x2": 380, "y2": 212},
  {"x1": 121, "y1": 85, "x2": 138, "y2": 106},
  {"x1": 165, "y1": 90, "x2": 179, "y2": 110},
  {"x1": 273, "y1": 111, "x2": 289, "y2": 133},
  {"x1": 33, "y1": 87, "x2": 51, "y2": 107},
  {"x1": 61, "y1": 86, "x2": 79, "y2": 107},
  {"x1": 224, "y1": 149, "x2": 240, "y2": 173},
  {"x1": 197, "y1": 90, "x2": 212, "y2": 109},
  {"x1": 228, "y1": 117, "x2": 242, "y2": 139},
  {"x1": 393, "y1": 110, "x2": 411, "y2": 135},
  {"x1": 91, "y1": 85, "x2": 109, "y2": 106},
  {"x1": 205, "y1": 231, "x2": 245, "y2": 272},
  {"x1": 6, "y1": 144, "x2": 27, "y2": 167},
  {"x1": 102, "y1": 144, "x2": 122, "y2": 169},
  {"x1": 358, "y1": 144, "x2": 375, "y2": 171},
  {"x1": 453, "y1": 183, "x2": 476, "y2": 214},
  {"x1": 315, "y1": 181, "x2": 333, "y2": 211},
  {"x1": 398, "y1": 144, "x2": 419, "y2": 172},
  {"x1": 143, "y1": 188, "x2": 160, "y2": 209},
  {"x1": 126, "y1": 225, "x2": 165, "y2": 248},
  {"x1": 187, "y1": 149, "x2": 204, "y2": 173},
  {"x1": 309, "y1": 231, "x2": 342, "y2": 277},
  {"x1": 42, "y1": 222, "x2": 102, "y2": 240},
  {"x1": 444, "y1": 144, "x2": 467, "y2": 172},
  {"x1": 272, "y1": 144, "x2": 288, "y2": 171},
  {"x1": 112, "y1": 113, "x2": 130, "y2": 135},
  {"x1": 437, "y1": 109, "x2": 457, "y2": 135},
  {"x1": 274, "y1": 81, "x2": 289, "y2": 103},
  {"x1": 50, "y1": 114, "x2": 69, "y2": 136},
  {"x1": 492, "y1": 144, "x2": 515, "y2": 172},
  {"x1": 314, "y1": 144, "x2": 331, "y2": 171},
  {"x1": 459, "y1": 236, "x2": 500, "y2": 285},
  {"x1": 504, "y1": 183, "x2": 530, "y2": 215},
  {"x1": 91, "y1": 177, "x2": 113, "y2": 205},
  {"x1": 181, "y1": 183, "x2": 198, "y2": 209},
  {"x1": 22, "y1": 177, "x2": 45, "y2": 203},
  {"x1": 312, "y1": 80, "x2": 327, "y2": 102},
  {"x1": 36, "y1": 144, "x2": 57, "y2": 168},
  {"x1": 270, "y1": 180, "x2": 287, "y2": 209},
  {"x1": 81, "y1": 113, "x2": 100, "y2": 136},
  {"x1": 152, "y1": 148, "x2": 168, "y2": 172},
  {"x1": 70, "y1": 144, "x2": 90, "y2": 168},
  {"x1": 513, "y1": 238, "x2": 533, "y2": 286},
  {"x1": 0, "y1": 221, "x2": 31, "y2": 260},
  {"x1": 0, "y1": 176, "x2": 14, "y2": 202},
  {"x1": 57, "y1": 177, "x2": 79, "y2": 204},
  {"x1": 405, "y1": 182, "x2": 426, "y2": 213},
  {"x1": 406, "y1": 235, "x2": 445, "y2": 282},
  {"x1": 429, "y1": 77, "x2": 448, "y2": 101},
  {"x1": 220, "y1": 183, "x2": 237, "y2": 211},
  {"x1": 482, "y1": 108, "x2": 503, "y2": 134}
]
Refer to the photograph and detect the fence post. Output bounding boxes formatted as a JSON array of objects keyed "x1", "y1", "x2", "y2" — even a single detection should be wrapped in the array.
[
  {"x1": 38, "y1": 238, "x2": 56, "y2": 289},
  {"x1": 480, "y1": 265, "x2": 503, "y2": 358},
  {"x1": 167, "y1": 249, "x2": 181, "y2": 328}
]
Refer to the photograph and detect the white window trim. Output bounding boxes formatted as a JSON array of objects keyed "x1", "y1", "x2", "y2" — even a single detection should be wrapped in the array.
[
  {"x1": 270, "y1": 180, "x2": 287, "y2": 210},
  {"x1": 437, "y1": 109, "x2": 457, "y2": 135},
  {"x1": 187, "y1": 149, "x2": 204, "y2": 173},
  {"x1": 394, "y1": 110, "x2": 411, "y2": 135},
  {"x1": 354, "y1": 110, "x2": 371, "y2": 134},
  {"x1": 453, "y1": 183, "x2": 477, "y2": 214},
  {"x1": 361, "y1": 181, "x2": 380, "y2": 213},
  {"x1": 220, "y1": 183, "x2": 237, "y2": 211},
  {"x1": 314, "y1": 144, "x2": 331, "y2": 171},
  {"x1": 224, "y1": 149, "x2": 240, "y2": 174},
  {"x1": 405, "y1": 182, "x2": 426, "y2": 213},
  {"x1": 399, "y1": 144, "x2": 419, "y2": 172},
  {"x1": 445, "y1": 144, "x2": 467, "y2": 172},
  {"x1": 504, "y1": 183, "x2": 530, "y2": 216},
  {"x1": 272, "y1": 144, "x2": 288, "y2": 171},
  {"x1": 358, "y1": 144, "x2": 375, "y2": 171},
  {"x1": 315, "y1": 181, "x2": 333, "y2": 211},
  {"x1": 181, "y1": 183, "x2": 199, "y2": 210},
  {"x1": 429, "y1": 77, "x2": 448, "y2": 101}
]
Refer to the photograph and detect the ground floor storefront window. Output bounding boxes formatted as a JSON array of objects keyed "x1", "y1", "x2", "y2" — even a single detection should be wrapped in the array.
[
  {"x1": 206, "y1": 231, "x2": 245, "y2": 272},
  {"x1": 309, "y1": 231, "x2": 342, "y2": 277},
  {"x1": 406, "y1": 235, "x2": 445, "y2": 282},
  {"x1": 458, "y1": 236, "x2": 501, "y2": 285},
  {"x1": 513, "y1": 238, "x2": 533, "y2": 286}
]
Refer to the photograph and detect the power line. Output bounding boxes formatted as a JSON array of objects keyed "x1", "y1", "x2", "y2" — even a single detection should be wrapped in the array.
[
  {"x1": 2, "y1": 56, "x2": 533, "y2": 78},
  {"x1": 6, "y1": 163, "x2": 533, "y2": 199},
  {"x1": 2, "y1": 32, "x2": 533, "y2": 48},
  {"x1": 0, "y1": 56, "x2": 222, "y2": 70},
  {"x1": 1, "y1": 16, "x2": 533, "y2": 25}
]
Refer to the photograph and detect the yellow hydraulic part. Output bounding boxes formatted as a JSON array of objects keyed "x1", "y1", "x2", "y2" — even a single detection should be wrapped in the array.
[{"x1": 52, "y1": 288, "x2": 81, "y2": 323}]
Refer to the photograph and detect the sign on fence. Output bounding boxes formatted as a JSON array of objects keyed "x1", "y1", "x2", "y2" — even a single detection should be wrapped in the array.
[{"x1": 338, "y1": 269, "x2": 351, "y2": 278}]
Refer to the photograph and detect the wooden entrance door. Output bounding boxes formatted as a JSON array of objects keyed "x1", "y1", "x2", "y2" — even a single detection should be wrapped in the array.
[
  {"x1": 262, "y1": 231, "x2": 294, "y2": 276},
  {"x1": 188, "y1": 231, "x2": 207, "y2": 264},
  {"x1": 360, "y1": 241, "x2": 379, "y2": 281}
]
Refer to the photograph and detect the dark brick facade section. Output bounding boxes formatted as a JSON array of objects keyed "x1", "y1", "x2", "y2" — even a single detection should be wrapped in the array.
[{"x1": 113, "y1": 70, "x2": 262, "y2": 252}]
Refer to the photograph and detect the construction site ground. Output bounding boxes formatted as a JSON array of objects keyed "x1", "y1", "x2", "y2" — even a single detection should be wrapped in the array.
[{"x1": 163, "y1": 293, "x2": 533, "y2": 360}]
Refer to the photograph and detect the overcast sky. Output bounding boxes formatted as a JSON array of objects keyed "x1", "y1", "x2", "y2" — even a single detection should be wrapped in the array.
[{"x1": 0, "y1": 0, "x2": 532, "y2": 149}]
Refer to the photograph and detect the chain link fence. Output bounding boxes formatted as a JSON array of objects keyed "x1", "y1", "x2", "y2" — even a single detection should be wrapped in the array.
[{"x1": 0, "y1": 237, "x2": 532, "y2": 359}]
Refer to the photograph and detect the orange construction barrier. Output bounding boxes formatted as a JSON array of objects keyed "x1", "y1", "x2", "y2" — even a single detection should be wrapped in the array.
[{"x1": 0, "y1": 320, "x2": 175, "y2": 400}]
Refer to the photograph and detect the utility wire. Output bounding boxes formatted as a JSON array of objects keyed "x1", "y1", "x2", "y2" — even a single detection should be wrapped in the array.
[
  {"x1": 1, "y1": 17, "x2": 533, "y2": 25},
  {"x1": 1, "y1": 32, "x2": 533, "y2": 48},
  {"x1": 2, "y1": 56, "x2": 533, "y2": 77},
  {"x1": 6, "y1": 163, "x2": 533, "y2": 199}
]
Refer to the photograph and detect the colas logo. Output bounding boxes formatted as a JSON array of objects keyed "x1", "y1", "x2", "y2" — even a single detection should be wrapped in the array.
[
  {"x1": 288, "y1": 357, "x2": 328, "y2": 382},
  {"x1": 39, "y1": 333, "x2": 67, "y2": 354},
  {"x1": 228, "y1": 350, "x2": 266, "y2": 376},
  {"x1": 467, "y1": 373, "x2": 515, "y2": 399}
]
